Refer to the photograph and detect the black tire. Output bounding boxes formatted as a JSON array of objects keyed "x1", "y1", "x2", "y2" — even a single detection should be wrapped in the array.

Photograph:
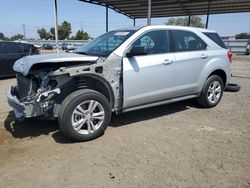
[
  {"x1": 225, "y1": 83, "x2": 241, "y2": 92},
  {"x1": 197, "y1": 75, "x2": 224, "y2": 108},
  {"x1": 58, "y1": 89, "x2": 111, "y2": 142}
]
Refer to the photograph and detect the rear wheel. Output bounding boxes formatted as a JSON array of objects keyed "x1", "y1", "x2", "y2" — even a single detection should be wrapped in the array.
[
  {"x1": 197, "y1": 75, "x2": 224, "y2": 108},
  {"x1": 58, "y1": 89, "x2": 111, "y2": 141}
]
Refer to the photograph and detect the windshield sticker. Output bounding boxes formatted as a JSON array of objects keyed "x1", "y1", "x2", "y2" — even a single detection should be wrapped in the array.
[{"x1": 114, "y1": 32, "x2": 130, "y2": 36}]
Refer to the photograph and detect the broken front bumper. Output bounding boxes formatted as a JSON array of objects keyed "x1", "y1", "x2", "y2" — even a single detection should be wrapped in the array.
[
  {"x1": 6, "y1": 87, "x2": 44, "y2": 120},
  {"x1": 7, "y1": 88, "x2": 25, "y2": 119}
]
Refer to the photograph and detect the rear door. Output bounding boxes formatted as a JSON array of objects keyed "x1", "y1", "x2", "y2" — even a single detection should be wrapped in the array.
[
  {"x1": 171, "y1": 30, "x2": 207, "y2": 96},
  {"x1": 4, "y1": 42, "x2": 23, "y2": 76},
  {"x1": 122, "y1": 30, "x2": 175, "y2": 109}
]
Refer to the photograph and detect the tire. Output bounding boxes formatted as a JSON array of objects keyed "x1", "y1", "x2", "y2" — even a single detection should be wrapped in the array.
[
  {"x1": 225, "y1": 83, "x2": 241, "y2": 92},
  {"x1": 197, "y1": 75, "x2": 224, "y2": 108},
  {"x1": 58, "y1": 89, "x2": 111, "y2": 142}
]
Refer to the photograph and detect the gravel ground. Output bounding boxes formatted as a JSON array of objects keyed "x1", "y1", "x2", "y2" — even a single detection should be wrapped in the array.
[{"x1": 0, "y1": 55, "x2": 249, "y2": 188}]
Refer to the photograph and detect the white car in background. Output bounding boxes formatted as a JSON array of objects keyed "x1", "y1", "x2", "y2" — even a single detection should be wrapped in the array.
[{"x1": 66, "y1": 43, "x2": 75, "y2": 50}]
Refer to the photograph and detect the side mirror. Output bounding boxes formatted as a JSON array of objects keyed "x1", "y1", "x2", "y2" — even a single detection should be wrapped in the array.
[{"x1": 126, "y1": 46, "x2": 147, "y2": 57}]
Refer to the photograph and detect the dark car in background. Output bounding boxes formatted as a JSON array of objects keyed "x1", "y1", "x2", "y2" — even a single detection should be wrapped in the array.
[
  {"x1": 245, "y1": 39, "x2": 250, "y2": 55},
  {"x1": 62, "y1": 43, "x2": 67, "y2": 50},
  {"x1": 0, "y1": 41, "x2": 38, "y2": 77},
  {"x1": 42, "y1": 43, "x2": 53, "y2": 50}
]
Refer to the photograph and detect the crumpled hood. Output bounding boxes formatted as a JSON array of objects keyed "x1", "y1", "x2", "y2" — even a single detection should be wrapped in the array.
[{"x1": 13, "y1": 53, "x2": 99, "y2": 76}]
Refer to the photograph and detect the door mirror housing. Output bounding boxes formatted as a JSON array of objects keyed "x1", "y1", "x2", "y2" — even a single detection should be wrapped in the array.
[{"x1": 126, "y1": 46, "x2": 147, "y2": 57}]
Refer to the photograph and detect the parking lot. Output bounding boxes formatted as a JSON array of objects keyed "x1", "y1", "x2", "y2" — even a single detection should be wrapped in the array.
[{"x1": 0, "y1": 55, "x2": 249, "y2": 187}]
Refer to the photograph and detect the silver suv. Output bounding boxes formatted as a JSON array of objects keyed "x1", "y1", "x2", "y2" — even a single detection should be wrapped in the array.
[{"x1": 7, "y1": 25, "x2": 232, "y2": 141}]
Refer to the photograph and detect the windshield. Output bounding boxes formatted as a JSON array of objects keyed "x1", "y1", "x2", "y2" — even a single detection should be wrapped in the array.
[{"x1": 75, "y1": 30, "x2": 136, "y2": 57}]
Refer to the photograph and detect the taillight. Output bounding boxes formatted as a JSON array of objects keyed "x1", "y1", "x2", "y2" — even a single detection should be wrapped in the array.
[{"x1": 227, "y1": 50, "x2": 232, "y2": 63}]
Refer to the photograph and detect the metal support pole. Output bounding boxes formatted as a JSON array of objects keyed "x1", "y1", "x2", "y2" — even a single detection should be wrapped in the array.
[
  {"x1": 53, "y1": 0, "x2": 59, "y2": 53},
  {"x1": 22, "y1": 24, "x2": 26, "y2": 39},
  {"x1": 106, "y1": 5, "x2": 109, "y2": 32},
  {"x1": 147, "y1": 0, "x2": 151, "y2": 25},
  {"x1": 187, "y1": 15, "x2": 191, "y2": 26},
  {"x1": 133, "y1": 18, "x2": 136, "y2": 27},
  {"x1": 206, "y1": 13, "x2": 210, "y2": 28},
  {"x1": 206, "y1": 0, "x2": 211, "y2": 28}
]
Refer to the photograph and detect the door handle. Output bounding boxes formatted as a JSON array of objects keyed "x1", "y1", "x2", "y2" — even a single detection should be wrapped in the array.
[
  {"x1": 163, "y1": 59, "x2": 173, "y2": 65},
  {"x1": 201, "y1": 54, "x2": 208, "y2": 59}
]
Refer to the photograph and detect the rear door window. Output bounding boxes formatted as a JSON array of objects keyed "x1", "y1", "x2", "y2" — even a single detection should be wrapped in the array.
[
  {"x1": 6, "y1": 43, "x2": 22, "y2": 54},
  {"x1": 172, "y1": 30, "x2": 207, "y2": 52},
  {"x1": 203, "y1": 32, "x2": 227, "y2": 49}
]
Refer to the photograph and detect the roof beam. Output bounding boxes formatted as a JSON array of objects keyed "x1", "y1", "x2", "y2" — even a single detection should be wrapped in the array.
[
  {"x1": 78, "y1": 0, "x2": 134, "y2": 18},
  {"x1": 79, "y1": 0, "x2": 250, "y2": 19},
  {"x1": 176, "y1": 0, "x2": 189, "y2": 15}
]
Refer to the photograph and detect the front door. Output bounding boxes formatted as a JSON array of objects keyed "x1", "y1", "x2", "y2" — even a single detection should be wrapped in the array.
[{"x1": 122, "y1": 30, "x2": 175, "y2": 109}]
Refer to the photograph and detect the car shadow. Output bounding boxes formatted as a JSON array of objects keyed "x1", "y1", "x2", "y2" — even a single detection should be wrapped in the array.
[
  {"x1": 4, "y1": 99, "x2": 199, "y2": 143},
  {"x1": 0, "y1": 75, "x2": 16, "y2": 80},
  {"x1": 4, "y1": 111, "x2": 59, "y2": 139}
]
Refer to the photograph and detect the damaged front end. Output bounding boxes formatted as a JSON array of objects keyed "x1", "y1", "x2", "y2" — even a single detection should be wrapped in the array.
[
  {"x1": 7, "y1": 52, "x2": 122, "y2": 120},
  {"x1": 7, "y1": 53, "x2": 101, "y2": 120},
  {"x1": 7, "y1": 72, "x2": 62, "y2": 120}
]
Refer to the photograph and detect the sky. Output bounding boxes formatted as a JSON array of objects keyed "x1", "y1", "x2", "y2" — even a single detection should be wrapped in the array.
[{"x1": 0, "y1": 0, "x2": 250, "y2": 39}]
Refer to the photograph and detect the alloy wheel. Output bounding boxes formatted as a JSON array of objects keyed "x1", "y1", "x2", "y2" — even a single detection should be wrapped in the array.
[
  {"x1": 207, "y1": 80, "x2": 222, "y2": 104},
  {"x1": 71, "y1": 100, "x2": 105, "y2": 135}
]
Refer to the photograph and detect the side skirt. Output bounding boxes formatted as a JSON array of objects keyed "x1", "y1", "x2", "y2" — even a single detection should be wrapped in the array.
[{"x1": 121, "y1": 94, "x2": 198, "y2": 113}]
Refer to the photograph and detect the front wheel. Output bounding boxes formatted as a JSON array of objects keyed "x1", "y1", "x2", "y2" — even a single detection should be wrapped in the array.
[
  {"x1": 58, "y1": 89, "x2": 111, "y2": 141},
  {"x1": 197, "y1": 75, "x2": 224, "y2": 108}
]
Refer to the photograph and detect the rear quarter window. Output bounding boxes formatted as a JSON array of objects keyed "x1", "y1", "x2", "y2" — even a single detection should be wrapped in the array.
[{"x1": 203, "y1": 32, "x2": 227, "y2": 49}]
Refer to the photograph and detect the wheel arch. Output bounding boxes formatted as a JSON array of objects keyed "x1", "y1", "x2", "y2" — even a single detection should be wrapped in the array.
[
  {"x1": 58, "y1": 74, "x2": 115, "y2": 109},
  {"x1": 198, "y1": 57, "x2": 231, "y2": 92},
  {"x1": 207, "y1": 69, "x2": 227, "y2": 88}
]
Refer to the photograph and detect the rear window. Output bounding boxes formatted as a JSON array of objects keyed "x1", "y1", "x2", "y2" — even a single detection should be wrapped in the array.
[{"x1": 203, "y1": 32, "x2": 227, "y2": 49}]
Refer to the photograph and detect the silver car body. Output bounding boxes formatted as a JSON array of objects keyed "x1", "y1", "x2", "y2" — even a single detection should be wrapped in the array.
[{"x1": 7, "y1": 25, "x2": 231, "y2": 119}]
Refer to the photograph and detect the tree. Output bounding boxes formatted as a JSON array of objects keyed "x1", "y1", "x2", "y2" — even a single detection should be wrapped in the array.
[
  {"x1": 0, "y1": 33, "x2": 10, "y2": 41},
  {"x1": 58, "y1": 21, "x2": 71, "y2": 39},
  {"x1": 74, "y1": 30, "x2": 90, "y2": 40},
  {"x1": 37, "y1": 21, "x2": 72, "y2": 40},
  {"x1": 11, "y1": 34, "x2": 24, "y2": 41},
  {"x1": 0, "y1": 32, "x2": 5, "y2": 40},
  {"x1": 235, "y1": 33, "x2": 250, "y2": 39},
  {"x1": 165, "y1": 16, "x2": 205, "y2": 28},
  {"x1": 37, "y1": 28, "x2": 51, "y2": 40},
  {"x1": 51, "y1": 21, "x2": 72, "y2": 40},
  {"x1": 50, "y1": 27, "x2": 55, "y2": 40}
]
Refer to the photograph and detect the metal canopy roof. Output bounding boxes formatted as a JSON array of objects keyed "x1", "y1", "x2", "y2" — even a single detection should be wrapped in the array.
[{"x1": 79, "y1": 0, "x2": 250, "y2": 19}]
